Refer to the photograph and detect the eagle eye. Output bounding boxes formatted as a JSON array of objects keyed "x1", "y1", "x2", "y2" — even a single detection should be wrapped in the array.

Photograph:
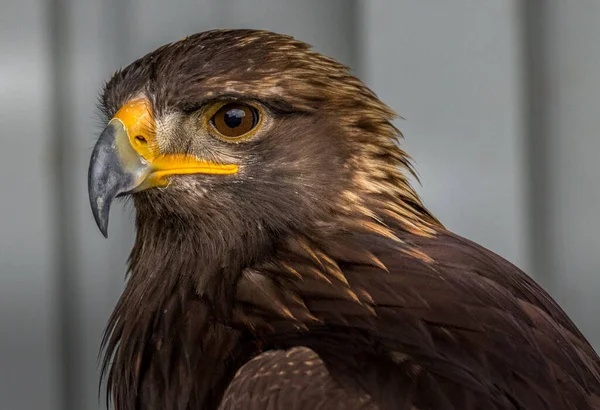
[{"x1": 210, "y1": 103, "x2": 260, "y2": 140}]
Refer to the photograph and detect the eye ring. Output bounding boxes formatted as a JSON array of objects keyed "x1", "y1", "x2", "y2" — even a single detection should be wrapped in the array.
[{"x1": 209, "y1": 103, "x2": 262, "y2": 141}]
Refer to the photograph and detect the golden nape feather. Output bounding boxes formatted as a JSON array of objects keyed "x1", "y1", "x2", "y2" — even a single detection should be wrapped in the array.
[{"x1": 87, "y1": 29, "x2": 600, "y2": 410}]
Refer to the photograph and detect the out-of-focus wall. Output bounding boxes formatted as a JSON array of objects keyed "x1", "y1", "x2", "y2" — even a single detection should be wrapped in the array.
[
  {"x1": 0, "y1": 1, "x2": 598, "y2": 409},
  {"x1": 526, "y1": 1, "x2": 600, "y2": 352},
  {"x1": 361, "y1": 1, "x2": 530, "y2": 271},
  {"x1": 0, "y1": 1, "x2": 59, "y2": 410}
]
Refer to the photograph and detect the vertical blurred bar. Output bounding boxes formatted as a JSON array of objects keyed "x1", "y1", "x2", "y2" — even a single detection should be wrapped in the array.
[
  {"x1": 523, "y1": 1, "x2": 600, "y2": 348},
  {"x1": 521, "y1": 1, "x2": 552, "y2": 287},
  {"x1": 0, "y1": 0, "x2": 60, "y2": 409},
  {"x1": 47, "y1": 0, "x2": 81, "y2": 409}
]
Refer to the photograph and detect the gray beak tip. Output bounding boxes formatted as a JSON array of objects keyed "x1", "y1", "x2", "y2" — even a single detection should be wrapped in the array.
[
  {"x1": 89, "y1": 176, "x2": 112, "y2": 238},
  {"x1": 93, "y1": 204, "x2": 110, "y2": 238}
]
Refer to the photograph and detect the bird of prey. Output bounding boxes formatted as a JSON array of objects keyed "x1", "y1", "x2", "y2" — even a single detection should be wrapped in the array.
[{"x1": 88, "y1": 29, "x2": 600, "y2": 410}]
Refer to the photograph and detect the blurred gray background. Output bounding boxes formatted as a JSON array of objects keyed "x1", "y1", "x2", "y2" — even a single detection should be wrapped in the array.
[{"x1": 1, "y1": 1, "x2": 599, "y2": 409}]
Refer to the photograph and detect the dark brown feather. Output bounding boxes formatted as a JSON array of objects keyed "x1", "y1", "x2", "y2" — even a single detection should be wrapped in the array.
[{"x1": 219, "y1": 347, "x2": 377, "y2": 410}]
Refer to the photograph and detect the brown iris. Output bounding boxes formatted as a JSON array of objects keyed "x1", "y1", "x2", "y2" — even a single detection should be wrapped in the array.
[{"x1": 210, "y1": 103, "x2": 260, "y2": 139}]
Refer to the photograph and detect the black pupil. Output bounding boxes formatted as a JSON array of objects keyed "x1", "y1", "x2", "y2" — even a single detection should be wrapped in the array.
[{"x1": 224, "y1": 108, "x2": 246, "y2": 128}]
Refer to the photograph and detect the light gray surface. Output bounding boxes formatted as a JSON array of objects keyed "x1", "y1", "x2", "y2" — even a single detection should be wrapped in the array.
[
  {"x1": 0, "y1": 1, "x2": 598, "y2": 409},
  {"x1": 0, "y1": 1, "x2": 60, "y2": 410},
  {"x1": 532, "y1": 1, "x2": 600, "y2": 350}
]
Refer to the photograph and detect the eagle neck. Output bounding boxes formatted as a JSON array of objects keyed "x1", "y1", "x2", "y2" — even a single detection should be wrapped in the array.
[{"x1": 102, "y1": 214, "x2": 267, "y2": 410}]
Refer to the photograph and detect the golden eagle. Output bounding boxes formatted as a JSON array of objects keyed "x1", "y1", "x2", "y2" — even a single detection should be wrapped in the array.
[{"x1": 88, "y1": 29, "x2": 600, "y2": 410}]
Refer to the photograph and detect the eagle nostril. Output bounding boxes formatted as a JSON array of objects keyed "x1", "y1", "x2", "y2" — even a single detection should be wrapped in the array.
[{"x1": 135, "y1": 135, "x2": 147, "y2": 144}]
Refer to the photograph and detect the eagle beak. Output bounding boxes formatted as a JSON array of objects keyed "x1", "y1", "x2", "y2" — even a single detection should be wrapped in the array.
[
  {"x1": 88, "y1": 98, "x2": 238, "y2": 237},
  {"x1": 88, "y1": 118, "x2": 150, "y2": 237}
]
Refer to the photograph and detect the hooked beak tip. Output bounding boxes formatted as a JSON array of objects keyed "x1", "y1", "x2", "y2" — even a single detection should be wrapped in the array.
[{"x1": 91, "y1": 197, "x2": 110, "y2": 238}]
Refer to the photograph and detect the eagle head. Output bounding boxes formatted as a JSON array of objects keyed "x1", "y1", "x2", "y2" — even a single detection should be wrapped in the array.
[{"x1": 89, "y1": 29, "x2": 437, "y2": 273}]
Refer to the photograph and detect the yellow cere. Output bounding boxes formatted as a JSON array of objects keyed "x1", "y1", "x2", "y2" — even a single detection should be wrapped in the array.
[
  {"x1": 112, "y1": 98, "x2": 239, "y2": 188},
  {"x1": 113, "y1": 98, "x2": 158, "y2": 161}
]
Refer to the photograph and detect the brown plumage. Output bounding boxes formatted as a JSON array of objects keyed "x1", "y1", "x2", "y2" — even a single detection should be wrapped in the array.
[{"x1": 88, "y1": 29, "x2": 600, "y2": 410}]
